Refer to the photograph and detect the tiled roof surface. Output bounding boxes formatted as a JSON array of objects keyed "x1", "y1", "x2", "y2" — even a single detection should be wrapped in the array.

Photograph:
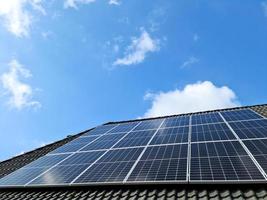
[{"x1": 0, "y1": 104, "x2": 267, "y2": 200}]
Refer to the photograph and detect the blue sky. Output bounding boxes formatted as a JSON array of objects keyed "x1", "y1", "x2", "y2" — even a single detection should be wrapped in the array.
[{"x1": 0, "y1": 0, "x2": 266, "y2": 161}]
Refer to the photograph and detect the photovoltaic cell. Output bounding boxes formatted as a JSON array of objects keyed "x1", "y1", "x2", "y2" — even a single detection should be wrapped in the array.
[
  {"x1": 133, "y1": 119, "x2": 163, "y2": 131},
  {"x1": 114, "y1": 130, "x2": 155, "y2": 148},
  {"x1": 29, "y1": 165, "x2": 89, "y2": 185},
  {"x1": 243, "y1": 139, "x2": 267, "y2": 175},
  {"x1": 127, "y1": 144, "x2": 188, "y2": 182},
  {"x1": 49, "y1": 143, "x2": 87, "y2": 154},
  {"x1": 191, "y1": 123, "x2": 236, "y2": 142},
  {"x1": 221, "y1": 109, "x2": 262, "y2": 122},
  {"x1": 83, "y1": 124, "x2": 117, "y2": 136},
  {"x1": 150, "y1": 126, "x2": 189, "y2": 145},
  {"x1": 229, "y1": 119, "x2": 267, "y2": 139},
  {"x1": 0, "y1": 167, "x2": 50, "y2": 186},
  {"x1": 161, "y1": 116, "x2": 189, "y2": 128},
  {"x1": 108, "y1": 122, "x2": 139, "y2": 133},
  {"x1": 190, "y1": 141, "x2": 264, "y2": 181},
  {"x1": 74, "y1": 148, "x2": 144, "y2": 183},
  {"x1": 80, "y1": 132, "x2": 127, "y2": 151},
  {"x1": 191, "y1": 113, "x2": 223, "y2": 125}
]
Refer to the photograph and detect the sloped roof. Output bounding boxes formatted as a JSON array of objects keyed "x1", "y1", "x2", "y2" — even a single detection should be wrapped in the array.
[{"x1": 0, "y1": 104, "x2": 267, "y2": 200}]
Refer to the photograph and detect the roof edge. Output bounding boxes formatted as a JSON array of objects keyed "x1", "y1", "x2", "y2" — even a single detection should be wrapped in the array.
[{"x1": 104, "y1": 103, "x2": 267, "y2": 125}]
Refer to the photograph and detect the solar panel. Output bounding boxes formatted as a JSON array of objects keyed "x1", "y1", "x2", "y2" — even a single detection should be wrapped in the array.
[
  {"x1": 127, "y1": 144, "x2": 188, "y2": 182},
  {"x1": 73, "y1": 148, "x2": 144, "y2": 183},
  {"x1": 221, "y1": 109, "x2": 263, "y2": 122},
  {"x1": 114, "y1": 130, "x2": 156, "y2": 148},
  {"x1": 229, "y1": 119, "x2": 267, "y2": 139},
  {"x1": 150, "y1": 126, "x2": 189, "y2": 145},
  {"x1": 161, "y1": 116, "x2": 189, "y2": 128},
  {"x1": 191, "y1": 123, "x2": 236, "y2": 142},
  {"x1": 191, "y1": 113, "x2": 223, "y2": 125},
  {"x1": 1, "y1": 107, "x2": 267, "y2": 187},
  {"x1": 190, "y1": 141, "x2": 265, "y2": 181}
]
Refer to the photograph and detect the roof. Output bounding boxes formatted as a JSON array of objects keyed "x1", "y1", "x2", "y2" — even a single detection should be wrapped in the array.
[{"x1": 0, "y1": 104, "x2": 267, "y2": 200}]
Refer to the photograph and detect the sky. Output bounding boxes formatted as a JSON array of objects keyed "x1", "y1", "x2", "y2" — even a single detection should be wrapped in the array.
[{"x1": 0, "y1": 0, "x2": 267, "y2": 161}]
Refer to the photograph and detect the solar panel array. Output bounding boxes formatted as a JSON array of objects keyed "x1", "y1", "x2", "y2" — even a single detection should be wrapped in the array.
[{"x1": 1, "y1": 108, "x2": 267, "y2": 187}]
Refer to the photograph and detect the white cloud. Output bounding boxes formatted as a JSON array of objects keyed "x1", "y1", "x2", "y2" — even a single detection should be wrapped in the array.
[
  {"x1": 1, "y1": 59, "x2": 41, "y2": 110},
  {"x1": 143, "y1": 81, "x2": 240, "y2": 118},
  {"x1": 180, "y1": 56, "x2": 199, "y2": 69},
  {"x1": 113, "y1": 30, "x2": 160, "y2": 66},
  {"x1": 262, "y1": 1, "x2": 267, "y2": 17},
  {"x1": 109, "y1": 0, "x2": 121, "y2": 6},
  {"x1": 0, "y1": 0, "x2": 45, "y2": 37},
  {"x1": 64, "y1": 0, "x2": 96, "y2": 9}
]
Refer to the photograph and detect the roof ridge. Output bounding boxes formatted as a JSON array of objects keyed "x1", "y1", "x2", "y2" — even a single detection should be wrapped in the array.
[{"x1": 104, "y1": 103, "x2": 267, "y2": 125}]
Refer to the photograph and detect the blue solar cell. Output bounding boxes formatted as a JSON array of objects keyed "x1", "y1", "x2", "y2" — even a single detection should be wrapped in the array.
[
  {"x1": 221, "y1": 109, "x2": 262, "y2": 122},
  {"x1": 67, "y1": 136, "x2": 99, "y2": 145},
  {"x1": 24, "y1": 154, "x2": 71, "y2": 168},
  {"x1": 83, "y1": 124, "x2": 117, "y2": 136},
  {"x1": 191, "y1": 113, "x2": 223, "y2": 125},
  {"x1": 229, "y1": 119, "x2": 267, "y2": 139},
  {"x1": 114, "y1": 130, "x2": 155, "y2": 148},
  {"x1": 29, "y1": 165, "x2": 89, "y2": 185},
  {"x1": 0, "y1": 167, "x2": 50, "y2": 186},
  {"x1": 150, "y1": 127, "x2": 189, "y2": 145},
  {"x1": 190, "y1": 141, "x2": 264, "y2": 181},
  {"x1": 73, "y1": 148, "x2": 144, "y2": 183},
  {"x1": 161, "y1": 116, "x2": 189, "y2": 128},
  {"x1": 49, "y1": 143, "x2": 87, "y2": 154},
  {"x1": 127, "y1": 144, "x2": 188, "y2": 182},
  {"x1": 108, "y1": 122, "x2": 139, "y2": 133},
  {"x1": 191, "y1": 123, "x2": 236, "y2": 142},
  {"x1": 80, "y1": 133, "x2": 127, "y2": 151},
  {"x1": 133, "y1": 119, "x2": 163, "y2": 131}
]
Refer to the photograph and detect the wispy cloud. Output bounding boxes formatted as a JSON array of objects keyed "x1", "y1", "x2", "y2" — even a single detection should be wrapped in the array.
[
  {"x1": 64, "y1": 0, "x2": 96, "y2": 9},
  {"x1": 143, "y1": 81, "x2": 240, "y2": 118},
  {"x1": 180, "y1": 56, "x2": 199, "y2": 69},
  {"x1": 113, "y1": 30, "x2": 160, "y2": 66},
  {"x1": 193, "y1": 33, "x2": 199, "y2": 42},
  {"x1": 0, "y1": 0, "x2": 45, "y2": 37},
  {"x1": 262, "y1": 1, "x2": 267, "y2": 17},
  {"x1": 109, "y1": 0, "x2": 121, "y2": 6},
  {"x1": 1, "y1": 59, "x2": 41, "y2": 110}
]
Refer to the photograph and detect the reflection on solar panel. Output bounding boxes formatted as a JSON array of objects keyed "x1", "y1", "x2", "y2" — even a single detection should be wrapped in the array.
[
  {"x1": 191, "y1": 123, "x2": 236, "y2": 142},
  {"x1": 1, "y1": 107, "x2": 267, "y2": 187},
  {"x1": 133, "y1": 119, "x2": 163, "y2": 131},
  {"x1": 221, "y1": 109, "x2": 262, "y2": 122}
]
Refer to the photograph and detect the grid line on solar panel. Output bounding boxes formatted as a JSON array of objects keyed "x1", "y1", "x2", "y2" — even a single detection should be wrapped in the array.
[
  {"x1": 122, "y1": 119, "x2": 166, "y2": 182},
  {"x1": 82, "y1": 124, "x2": 119, "y2": 136},
  {"x1": 243, "y1": 139, "x2": 267, "y2": 176},
  {"x1": 69, "y1": 121, "x2": 143, "y2": 184},
  {"x1": 190, "y1": 141, "x2": 265, "y2": 181},
  {"x1": 161, "y1": 116, "x2": 190, "y2": 128},
  {"x1": 150, "y1": 126, "x2": 189, "y2": 145},
  {"x1": 132, "y1": 119, "x2": 163, "y2": 131},
  {"x1": 191, "y1": 123, "x2": 236, "y2": 142},
  {"x1": 191, "y1": 113, "x2": 223, "y2": 125},
  {"x1": 108, "y1": 122, "x2": 140, "y2": 133},
  {"x1": 26, "y1": 122, "x2": 143, "y2": 185},
  {"x1": 229, "y1": 119, "x2": 267, "y2": 139},
  {"x1": 221, "y1": 109, "x2": 263, "y2": 122},
  {"x1": 114, "y1": 130, "x2": 156, "y2": 148},
  {"x1": 127, "y1": 144, "x2": 188, "y2": 182}
]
